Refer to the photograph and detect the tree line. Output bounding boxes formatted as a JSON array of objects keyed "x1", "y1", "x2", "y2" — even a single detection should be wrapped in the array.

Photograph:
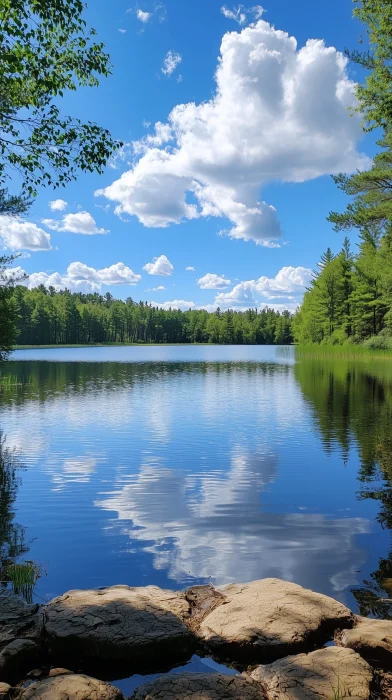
[
  {"x1": 293, "y1": 230, "x2": 392, "y2": 346},
  {"x1": 10, "y1": 285, "x2": 293, "y2": 346}
]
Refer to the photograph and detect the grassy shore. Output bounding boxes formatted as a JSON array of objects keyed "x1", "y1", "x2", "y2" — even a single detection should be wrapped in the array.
[{"x1": 295, "y1": 343, "x2": 392, "y2": 360}]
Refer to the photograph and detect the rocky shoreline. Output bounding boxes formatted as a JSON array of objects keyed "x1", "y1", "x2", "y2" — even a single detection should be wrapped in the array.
[{"x1": 0, "y1": 578, "x2": 391, "y2": 699}]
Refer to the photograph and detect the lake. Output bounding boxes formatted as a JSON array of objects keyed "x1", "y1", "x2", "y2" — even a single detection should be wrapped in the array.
[{"x1": 1, "y1": 345, "x2": 391, "y2": 620}]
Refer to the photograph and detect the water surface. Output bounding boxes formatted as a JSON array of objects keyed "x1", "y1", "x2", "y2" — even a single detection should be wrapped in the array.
[{"x1": 1, "y1": 345, "x2": 391, "y2": 620}]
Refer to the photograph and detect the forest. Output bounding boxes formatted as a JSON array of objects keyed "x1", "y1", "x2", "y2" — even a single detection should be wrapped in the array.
[
  {"x1": 292, "y1": 231, "x2": 392, "y2": 348},
  {"x1": 10, "y1": 285, "x2": 293, "y2": 346}
]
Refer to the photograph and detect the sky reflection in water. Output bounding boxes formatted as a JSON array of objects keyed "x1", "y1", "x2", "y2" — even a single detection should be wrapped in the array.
[{"x1": 0, "y1": 345, "x2": 389, "y2": 614}]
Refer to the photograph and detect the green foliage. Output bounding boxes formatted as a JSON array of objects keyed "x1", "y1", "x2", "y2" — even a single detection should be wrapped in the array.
[
  {"x1": 293, "y1": 233, "x2": 392, "y2": 346},
  {"x1": 5, "y1": 561, "x2": 41, "y2": 602},
  {"x1": 0, "y1": 0, "x2": 120, "y2": 196},
  {"x1": 347, "y1": 0, "x2": 392, "y2": 131},
  {"x1": 10, "y1": 286, "x2": 294, "y2": 346},
  {"x1": 0, "y1": 255, "x2": 27, "y2": 362},
  {"x1": 363, "y1": 333, "x2": 392, "y2": 350},
  {"x1": 328, "y1": 133, "x2": 392, "y2": 234},
  {"x1": 0, "y1": 188, "x2": 30, "y2": 215}
]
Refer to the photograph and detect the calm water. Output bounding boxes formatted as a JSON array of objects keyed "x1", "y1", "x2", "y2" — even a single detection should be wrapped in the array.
[{"x1": 1, "y1": 345, "x2": 392, "y2": 621}]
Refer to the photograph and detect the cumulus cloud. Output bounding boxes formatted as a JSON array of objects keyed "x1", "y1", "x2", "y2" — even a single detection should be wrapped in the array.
[
  {"x1": 149, "y1": 285, "x2": 165, "y2": 291},
  {"x1": 137, "y1": 8, "x2": 152, "y2": 22},
  {"x1": 143, "y1": 254, "x2": 174, "y2": 276},
  {"x1": 152, "y1": 265, "x2": 312, "y2": 313},
  {"x1": 186, "y1": 266, "x2": 195, "y2": 271},
  {"x1": 215, "y1": 266, "x2": 312, "y2": 309},
  {"x1": 97, "y1": 19, "x2": 368, "y2": 245},
  {"x1": 49, "y1": 199, "x2": 67, "y2": 212},
  {"x1": 151, "y1": 299, "x2": 197, "y2": 311},
  {"x1": 42, "y1": 211, "x2": 108, "y2": 235},
  {"x1": 198, "y1": 273, "x2": 231, "y2": 289},
  {"x1": 13, "y1": 262, "x2": 141, "y2": 293},
  {"x1": 161, "y1": 50, "x2": 182, "y2": 76},
  {"x1": 0, "y1": 216, "x2": 52, "y2": 251}
]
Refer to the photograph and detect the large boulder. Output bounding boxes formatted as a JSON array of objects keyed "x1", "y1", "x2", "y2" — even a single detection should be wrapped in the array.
[
  {"x1": 197, "y1": 579, "x2": 353, "y2": 663},
  {"x1": 336, "y1": 616, "x2": 392, "y2": 667},
  {"x1": 14, "y1": 674, "x2": 124, "y2": 699},
  {"x1": 0, "y1": 595, "x2": 43, "y2": 682},
  {"x1": 130, "y1": 673, "x2": 266, "y2": 700},
  {"x1": 250, "y1": 646, "x2": 373, "y2": 700},
  {"x1": 44, "y1": 585, "x2": 196, "y2": 673}
]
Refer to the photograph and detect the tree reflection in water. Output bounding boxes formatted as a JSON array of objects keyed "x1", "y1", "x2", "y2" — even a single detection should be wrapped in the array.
[{"x1": 295, "y1": 357, "x2": 392, "y2": 618}]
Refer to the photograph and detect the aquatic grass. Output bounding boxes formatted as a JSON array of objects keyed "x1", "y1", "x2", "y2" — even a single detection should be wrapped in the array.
[
  {"x1": 0, "y1": 374, "x2": 32, "y2": 389},
  {"x1": 295, "y1": 343, "x2": 392, "y2": 361},
  {"x1": 5, "y1": 561, "x2": 42, "y2": 603}
]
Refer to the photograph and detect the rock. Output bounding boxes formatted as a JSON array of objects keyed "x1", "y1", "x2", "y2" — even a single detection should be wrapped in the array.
[
  {"x1": 0, "y1": 595, "x2": 43, "y2": 682},
  {"x1": 198, "y1": 579, "x2": 353, "y2": 663},
  {"x1": 14, "y1": 674, "x2": 124, "y2": 699},
  {"x1": 130, "y1": 673, "x2": 266, "y2": 700},
  {"x1": 336, "y1": 617, "x2": 392, "y2": 667},
  {"x1": 0, "y1": 640, "x2": 40, "y2": 683},
  {"x1": 250, "y1": 646, "x2": 373, "y2": 700},
  {"x1": 44, "y1": 585, "x2": 196, "y2": 672},
  {"x1": 0, "y1": 683, "x2": 10, "y2": 699},
  {"x1": 48, "y1": 667, "x2": 73, "y2": 677},
  {"x1": 0, "y1": 595, "x2": 43, "y2": 644}
]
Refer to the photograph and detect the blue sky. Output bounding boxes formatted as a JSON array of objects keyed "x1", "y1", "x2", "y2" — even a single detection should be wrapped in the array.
[{"x1": 1, "y1": 0, "x2": 376, "y2": 312}]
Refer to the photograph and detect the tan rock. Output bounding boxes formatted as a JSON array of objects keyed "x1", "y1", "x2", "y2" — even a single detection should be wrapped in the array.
[
  {"x1": 198, "y1": 579, "x2": 353, "y2": 662},
  {"x1": 48, "y1": 667, "x2": 73, "y2": 677},
  {"x1": 44, "y1": 585, "x2": 195, "y2": 670},
  {"x1": 130, "y1": 673, "x2": 266, "y2": 700},
  {"x1": 337, "y1": 616, "x2": 392, "y2": 667},
  {"x1": 0, "y1": 682, "x2": 10, "y2": 699},
  {"x1": 15, "y1": 674, "x2": 124, "y2": 699},
  {"x1": 250, "y1": 646, "x2": 373, "y2": 700}
]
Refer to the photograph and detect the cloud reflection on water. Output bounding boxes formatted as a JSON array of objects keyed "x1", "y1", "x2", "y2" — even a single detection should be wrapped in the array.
[{"x1": 97, "y1": 447, "x2": 371, "y2": 599}]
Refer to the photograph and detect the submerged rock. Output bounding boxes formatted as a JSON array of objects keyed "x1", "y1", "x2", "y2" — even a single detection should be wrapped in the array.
[
  {"x1": 44, "y1": 585, "x2": 196, "y2": 671},
  {"x1": 197, "y1": 578, "x2": 353, "y2": 662},
  {"x1": 336, "y1": 616, "x2": 392, "y2": 667},
  {"x1": 14, "y1": 674, "x2": 124, "y2": 699},
  {"x1": 130, "y1": 673, "x2": 266, "y2": 700},
  {"x1": 0, "y1": 595, "x2": 43, "y2": 682},
  {"x1": 250, "y1": 646, "x2": 373, "y2": 700}
]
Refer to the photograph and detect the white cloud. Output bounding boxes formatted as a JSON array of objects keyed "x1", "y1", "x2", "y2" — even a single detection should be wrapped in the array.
[
  {"x1": 151, "y1": 299, "x2": 197, "y2": 311},
  {"x1": 49, "y1": 199, "x2": 67, "y2": 212},
  {"x1": 161, "y1": 50, "x2": 182, "y2": 76},
  {"x1": 119, "y1": 28, "x2": 127, "y2": 33},
  {"x1": 137, "y1": 8, "x2": 152, "y2": 22},
  {"x1": 215, "y1": 266, "x2": 312, "y2": 309},
  {"x1": 186, "y1": 266, "x2": 195, "y2": 271},
  {"x1": 153, "y1": 265, "x2": 312, "y2": 313},
  {"x1": 0, "y1": 216, "x2": 52, "y2": 251},
  {"x1": 150, "y1": 285, "x2": 166, "y2": 291},
  {"x1": 42, "y1": 211, "x2": 108, "y2": 235},
  {"x1": 221, "y1": 4, "x2": 247, "y2": 24},
  {"x1": 198, "y1": 273, "x2": 231, "y2": 289},
  {"x1": 143, "y1": 254, "x2": 174, "y2": 276},
  {"x1": 221, "y1": 4, "x2": 265, "y2": 24},
  {"x1": 13, "y1": 261, "x2": 141, "y2": 293},
  {"x1": 97, "y1": 19, "x2": 367, "y2": 245}
]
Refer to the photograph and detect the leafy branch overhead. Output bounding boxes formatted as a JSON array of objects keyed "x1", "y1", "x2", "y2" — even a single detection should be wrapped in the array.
[{"x1": 0, "y1": 0, "x2": 122, "y2": 196}]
